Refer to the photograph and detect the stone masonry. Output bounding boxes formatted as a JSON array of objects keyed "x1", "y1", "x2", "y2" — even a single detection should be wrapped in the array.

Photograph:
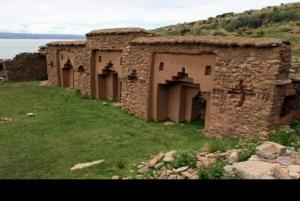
[
  {"x1": 43, "y1": 27, "x2": 300, "y2": 140},
  {"x1": 3, "y1": 52, "x2": 47, "y2": 82}
]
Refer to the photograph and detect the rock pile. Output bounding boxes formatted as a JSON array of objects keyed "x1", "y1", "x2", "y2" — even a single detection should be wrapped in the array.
[
  {"x1": 0, "y1": 74, "x2": 7, "y2": 84},
  {"x1": 114, "y1": 141, "x2": 300, "y2": 179}
]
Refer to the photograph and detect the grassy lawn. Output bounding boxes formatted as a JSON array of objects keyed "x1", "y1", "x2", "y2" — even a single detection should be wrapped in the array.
[{"x1": 0, "y1": 81, "x2": 235, "y2": 179}]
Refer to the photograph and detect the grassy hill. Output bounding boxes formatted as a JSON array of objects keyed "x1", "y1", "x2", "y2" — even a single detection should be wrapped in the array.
[{"x1": 150, "y1": 2, "x2": 300, "y2": 57}]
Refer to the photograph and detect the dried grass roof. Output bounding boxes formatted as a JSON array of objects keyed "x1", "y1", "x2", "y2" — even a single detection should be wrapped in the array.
[
  {"x1": 130, "y1": 36, "x2": 290, "y2": 47},
  {"x1": 47, "y1": 40, "x2": 86, "y2": 47},
  {"x1": 86, "y1": 27, "x2": 148, "y2": 36}
]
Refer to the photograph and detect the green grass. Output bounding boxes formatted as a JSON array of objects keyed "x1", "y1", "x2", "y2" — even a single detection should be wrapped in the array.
[{"x1": 0, "y1": 81, "x2": 235, "y2": 179}]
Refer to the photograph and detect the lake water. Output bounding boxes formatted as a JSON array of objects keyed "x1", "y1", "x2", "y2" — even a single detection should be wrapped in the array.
[{"x1": 0, "y1": 39, "x2": 76, "y2": 59}]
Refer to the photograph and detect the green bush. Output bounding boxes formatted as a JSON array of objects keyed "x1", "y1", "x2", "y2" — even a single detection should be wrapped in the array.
[
  {"x1": 212, "y1": 31, "x2": 228, "y2": 36},
  {"x1": 253, "y1": 31, "x2": 265, "y2": 38},
  {"x1": 295, "y1": 67, "x2": 300, "y2": 74},
  {"x1": 74, "y1": 89, "x2": 89, "y2": 99},
  {"x1": 170, "y1": 149, "x2": 198, "y2": 169},
  {"x1": 205, "y1": 138, "x2": 238, "y2": 153},
  {"x1": 235, "y1": 138, "x2": 262, "y2": 162},
  {"x1": 197, "y1": 160, "x2": 231, "y2": 179},
  {"x1": 35, "y1": 75, "x2": 46, "y2": 81},
  {"x1": 267, "y1": 125, "x2": 300, "y2": 151},
  {"x1": 266, "y1": 9, "x2": 299, "y2": 23},
  {"x1": 225, "y1": 15, "x2": 263, "y2": 32}
]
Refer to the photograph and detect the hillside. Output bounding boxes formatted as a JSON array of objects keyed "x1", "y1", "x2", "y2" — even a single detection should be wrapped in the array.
[
  {"x1": 150, "y1": 1, "x2": 300, "y2": 57},
  {"x1": 0, "y1": 32, "x2": 85, "y2": 39}
]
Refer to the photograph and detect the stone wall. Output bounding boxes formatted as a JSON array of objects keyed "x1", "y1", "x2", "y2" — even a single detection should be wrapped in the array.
[
  {"x1": 3, "y1": 53, "x2": 47, "y2": 82},
  {"x1": 43, "y1": 28, "x2": 299, "y2": 140},
  {"x1": 46, "y1": 28, "x2": 153, "y2": 97},
  {"x1": 85, "y1": 28, "x2": 153, "y2": 99},
  {"x1": 121, "y1": 36, "x2": 292, "y2": 139},
  {"x1": 46, "y1": 41, "x2": 89, "y2": 95}
]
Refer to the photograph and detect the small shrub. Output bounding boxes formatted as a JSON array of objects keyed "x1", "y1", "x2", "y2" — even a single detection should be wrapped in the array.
[
  {"x1": 295, "y1": 67, "x2": 300, "y2": 74},
  {"x1": 74, "y1": 89, "x2": 89, "y2": 99},
  {"x1": 235, "y1": 138, "x2": 262, "y2": 162},
  {"x1": 205, "y1": 138, "x2": 239, "y2": 153},
  {"x1": 212, "y1": 31, "x2": 228, "y2": 36},
  {"x1": 35, "y1": 75, "x2": 46, "y2": 81},
  {"x1": 116, "y1": 159, "x2": 126, "y2": 169},
  {"x1": 267, "y1": 125, "x2": 300, "y2": 151},
  {"x1": 197, "y1": 160, "x2": 228, "y2": 179},
  {"x1": 170, "y1": 149, "x2": 197, "y2": 169},
  {"x1": 253, "y1": 31, "x2": 265, "y2": 38},
  {"x1": 281, "y1": 27, "x2": 292, "y2": 32}
]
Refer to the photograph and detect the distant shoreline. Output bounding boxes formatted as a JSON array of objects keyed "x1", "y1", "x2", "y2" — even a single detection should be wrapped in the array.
[{"x1": 0, "y1": 32, "x2": 85, "y2": 40}]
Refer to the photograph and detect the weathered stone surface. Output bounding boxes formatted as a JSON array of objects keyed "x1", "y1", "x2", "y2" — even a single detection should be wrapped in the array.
[
  {"x1": 256, "y1": 141, "x2": 287, "y2": 160},
  {"x1": 164, "y1": 121, "x2": 175, "y2": 125},
  {"x1": 168, "y1": 175, "x2": 178, "y2": 179},
  {"x1": 148, "y1": 152, "x2": 164, "y2": 167},
  {"x1": 154, "y1": 162, "x2": 164, "y2": 169},
  {"x1": 270, "y1": 164, "x2": 292, "y2": 179},
  {"x1": 289, "y1": 172, "x2": 300, "y2": 179},
  {"x1": 232, "y1": 161, "x2": 274, "y2": 179},
  {"x1": 257, "y1": 174, "x2": 276, "y2": 179},
  {"x1": 111, "y1": 176, "x2": 120, "y2": 180},
  {"x1": 137, "y1": 166, "x2": 149, "y2": 174},
  {"x1": 163, "y1": 150, "x2": 176, "y2": 162},
  {"x1": 27, "y1": 113, "x2": 34, "y2": 117},
  {"x1": 228, "y1": 151, "x2": 238, "y2": 164},
  {"x1": 276, "y1": 156, "x2": 295, "y2": 166},
  {"x1": 287, "y1": 165, "x2": 300, "y2": 173},
  {"x1": 172, "y1": 166, "x2": 189, "y2": 173},
  {"x1": 181, "y1": 171, "x2": 193, "y2": 179},
  {"x1": 70, "y1": 159, "x2": 104, "y2": 171}
]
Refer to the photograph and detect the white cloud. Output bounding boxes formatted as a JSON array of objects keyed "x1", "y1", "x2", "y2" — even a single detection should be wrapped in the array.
[{"x1": 0, "y1": 0, "x2": 297, "y2": 34}]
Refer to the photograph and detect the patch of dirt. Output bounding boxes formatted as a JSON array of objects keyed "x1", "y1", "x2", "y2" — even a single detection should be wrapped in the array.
[{"x1": 39, "y1": 80, "x2": 50, "y2": 86}]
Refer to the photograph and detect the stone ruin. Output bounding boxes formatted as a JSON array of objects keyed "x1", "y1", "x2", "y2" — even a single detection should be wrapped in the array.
[
  {"x1": 1, "y1": 53, "x2": 47, "y2": 82},
  {"x1": 38, "y1": 27, "x2": 300, "y2": 139}
]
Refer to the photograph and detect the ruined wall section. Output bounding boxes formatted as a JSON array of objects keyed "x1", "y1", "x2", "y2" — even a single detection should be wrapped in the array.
[
  {"x1": 3, "y1": 53, "x2": 47, "y2": 82},
  {"x1": 46, "y1": 41, "x2": 89, "y2": 95},
  {"x1": 123, "y1": 36, "x2": 291, "y2": 139},
  {"x1": 85, "y1": 28, "x2": 153, "y2": 98},
  {"x1": 210, "y1": 45, "x2": 291, "y2": 139},
  {"x1": 122, "y1": 43, "x2": 219, "y2": 119}
]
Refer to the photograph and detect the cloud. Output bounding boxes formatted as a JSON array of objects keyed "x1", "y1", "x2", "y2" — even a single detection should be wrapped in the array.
[{"x1": 0, "y1": 0, "x2": 296, "y2": 34}]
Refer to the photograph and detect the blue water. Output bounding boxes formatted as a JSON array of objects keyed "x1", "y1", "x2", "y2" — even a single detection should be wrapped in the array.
[{"x1": 0, "y1": 39, "x2": 75, "y2": 59}]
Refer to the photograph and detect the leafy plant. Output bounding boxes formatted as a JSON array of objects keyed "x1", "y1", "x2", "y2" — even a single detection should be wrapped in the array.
[
  {"x1": 74, "y1": 89, "x2": 89, "y2": 99},
  {"x1": 267, "y1": 125, "x2": 300, "y2": 151},
  {"x1": 205, "y1": 138, "x2": 239, "y2": 153},
  {"x1": 235, "y1": 138, "x2": 262, "y2": 162},
  {"x1": 169, "y1": 149, "x2": 198, "y2": 169},
  {"x1": 197, "y1": 159, "x2": 231, "y2": 179}
]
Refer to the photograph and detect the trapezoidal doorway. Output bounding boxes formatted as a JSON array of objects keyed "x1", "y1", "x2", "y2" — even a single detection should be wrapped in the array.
[
  {"x1": 157, "y1": 79, "x2": 202, "y2": 123},
  {"x1": 91, "y1": 51, "x2": 123, "y2": 101},
  {"x1": 97, "y1": 69, "x2": 121, "y2": 101},
  {"x1": 61, "y1": 57, "x2": 74, "y2": 88}
]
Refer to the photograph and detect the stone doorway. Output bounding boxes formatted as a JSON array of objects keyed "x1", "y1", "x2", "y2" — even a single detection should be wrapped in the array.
[
  {"x1": 157, "y1": 81, "x2": 202, "y2": 123},
  {"x1": 97, "y1": 70, "x2": 121, "y2": 101},
  {"x1": 61, "y1": 57, "x2": 74, "y2": 88}
]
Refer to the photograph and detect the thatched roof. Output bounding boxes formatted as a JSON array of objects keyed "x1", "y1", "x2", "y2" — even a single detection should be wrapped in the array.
[
  {"x1": 129, "y1": 36, "x2": 291, "y2": 48},
  {"x1": 47, "y1": 40, "x2": 86, "y2": 47},
  {"x1": 86, "y1": 27, "x2": 149, "y2": 36}
]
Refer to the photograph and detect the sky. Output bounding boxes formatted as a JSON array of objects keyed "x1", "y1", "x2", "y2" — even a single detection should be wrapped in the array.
[{"x1": 0, "y1": 0, "x2": 298, "y2": 35}]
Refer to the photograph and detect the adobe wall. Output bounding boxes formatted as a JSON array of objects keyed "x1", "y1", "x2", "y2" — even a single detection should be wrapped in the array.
[
  {"x1": 3, "y1": 53, "x2": 47, "y2": 82},
  {"x1": 84, "y1": 28, "x2": 153, "y2": 99},
  {"x1": 46, "y1": 41, "x2": 90, "y2": 96},
  {"x1": 121, "y1": 36, "x2": 292, "y2": 139}
]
